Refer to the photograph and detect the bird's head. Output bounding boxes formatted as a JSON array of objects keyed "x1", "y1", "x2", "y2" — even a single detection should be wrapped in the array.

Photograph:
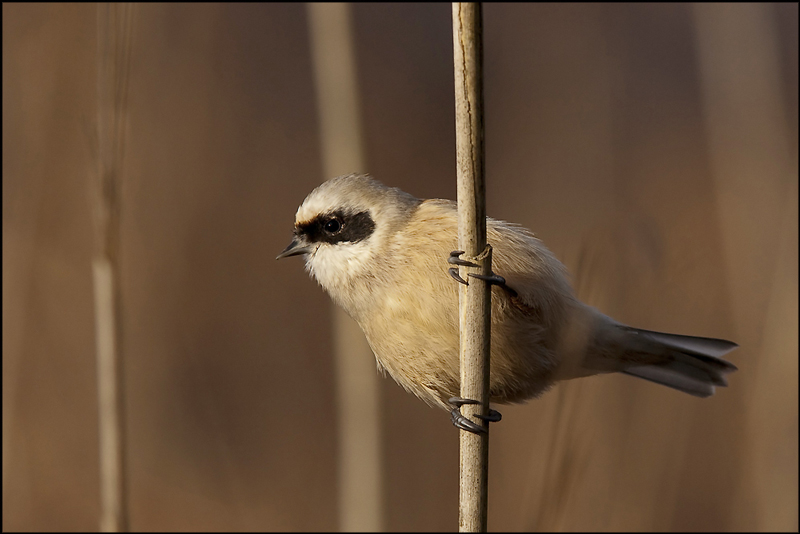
[{"x1": 277, "y1": 173, "x2": 421, "y2": 293}]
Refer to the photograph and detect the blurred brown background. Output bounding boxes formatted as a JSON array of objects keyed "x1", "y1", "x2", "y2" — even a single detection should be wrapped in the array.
[{"x1": 3, "y1": 2, "x2": 797, "y2": 531}]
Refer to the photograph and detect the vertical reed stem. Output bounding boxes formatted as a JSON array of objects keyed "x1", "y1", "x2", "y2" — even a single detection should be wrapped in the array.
[
  {"x1": 452, "y1": 3, "x2": 492, "y2": 532},
  {"x1": 307, "y1": 3, "x2": 383, "y2": 531},
  {"x1": 94, "y1": 3, "x2": 134, "y2": 531}
]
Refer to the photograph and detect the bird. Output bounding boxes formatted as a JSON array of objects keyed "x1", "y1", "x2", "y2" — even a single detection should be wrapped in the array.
[{"x1": 277, "y1": 173, "x2": 738, "y2": 430}]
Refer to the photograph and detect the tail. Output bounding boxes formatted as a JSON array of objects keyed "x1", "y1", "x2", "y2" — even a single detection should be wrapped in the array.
[{"x1": 618, "y1": 327, "x2": 738, "y2": 397}]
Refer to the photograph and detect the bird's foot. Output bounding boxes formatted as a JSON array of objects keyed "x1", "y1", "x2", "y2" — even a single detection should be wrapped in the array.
[
  {"x1": 448, "y1": 397, "x2": 502, "y2": 434},
  {"x1": 447, "y1": 250, "x2": 518, "y2": 297},
  {"x1": 447, "y1": 250, "x2": 476, "y2": 284}
]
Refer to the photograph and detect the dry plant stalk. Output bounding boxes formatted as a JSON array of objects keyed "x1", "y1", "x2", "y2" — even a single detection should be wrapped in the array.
[
  {"x1": 307, "y1": 3, "x2": 383, "y2": 531},
  {"x1": 93, "y1": 3, "x2": 134, "y2": 532},
  {"x1": 452, "y1": 3, "x2": 493, "y2": 532}
]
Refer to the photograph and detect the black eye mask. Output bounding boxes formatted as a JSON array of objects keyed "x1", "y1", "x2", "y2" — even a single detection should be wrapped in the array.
[{"x1": 296, "y1": 210, "x2": 375, "y2": 245}]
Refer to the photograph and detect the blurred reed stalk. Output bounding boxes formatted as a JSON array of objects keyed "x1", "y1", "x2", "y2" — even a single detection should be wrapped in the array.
[
  {"x1": 306, "y1": 3, "x2": 383, "y2": 532},
  {"x1": 692, "y1": 4, "x2": 798, "y2": 530},
  {"x1": 93, "y1": 3, "x2": 134, "y2": 532},
  {"x1": 452, "y1": 3, "x2": 493, "y2": 532}
]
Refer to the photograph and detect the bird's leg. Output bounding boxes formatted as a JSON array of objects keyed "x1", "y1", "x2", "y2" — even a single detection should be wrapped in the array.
[
  {"x1": 447, "y1": 248, "x2": 505, "y2": 434},
  {"x1": 447, "y1": 250, "x2": 518, "y2": 297},
  {"x1": 448, "y1": 397, "x2": 502, "y2": 434},
  {"x1": 468, "y1": 272, "x2": 518, "y2": 298}
]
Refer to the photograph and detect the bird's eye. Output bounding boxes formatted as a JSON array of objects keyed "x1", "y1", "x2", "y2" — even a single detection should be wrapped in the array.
[{"x1": 324, "y1": 218, "x2": 342, "y2": 234}]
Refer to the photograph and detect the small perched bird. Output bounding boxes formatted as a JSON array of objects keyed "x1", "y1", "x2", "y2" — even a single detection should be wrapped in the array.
[{"x1": 277, "y1": 173, "x2": 738, "y2": 418}]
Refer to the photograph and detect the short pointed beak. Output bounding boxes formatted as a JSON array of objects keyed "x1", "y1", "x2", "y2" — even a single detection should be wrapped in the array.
[{"x1": 276, "y1": 238, "x2": 314, "y2": 260}]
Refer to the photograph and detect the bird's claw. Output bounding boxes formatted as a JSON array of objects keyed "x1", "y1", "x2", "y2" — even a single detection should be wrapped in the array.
[
  {"x1": 448, "y1": 267, "x2": 469, "y2": 285},
  {"x1": 448, "y1": 250, "x2": 478, "y2": 267},
  {"x1": 448, "y1": 397, "x2": 502, "y2": 434},
  {"x1": 447, "y1": 251, "x2": 518, "y2": 297},
  {"x1": 448, "y1": 251, "x2": 474, "y2": 285}
]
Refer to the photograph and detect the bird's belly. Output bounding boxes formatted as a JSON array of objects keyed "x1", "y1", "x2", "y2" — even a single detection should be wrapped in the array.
[
  {"x1": 360, "y1": 289, "x2": 461, "y2": 408},
  {"x1": 358, "y1": 284, "x2": 561, "y2": 408}
]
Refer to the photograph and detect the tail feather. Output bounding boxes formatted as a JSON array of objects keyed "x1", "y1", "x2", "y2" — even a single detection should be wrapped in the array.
[
  {"x1": 619, "y1": 327, "x2": 738, "y2": 397},
  {"x1": 624, "y1": 362, "x2": 718, "y2": 397},
  {"x1": 626, "y1": 327, "x2": 739, "y2": 362}
]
